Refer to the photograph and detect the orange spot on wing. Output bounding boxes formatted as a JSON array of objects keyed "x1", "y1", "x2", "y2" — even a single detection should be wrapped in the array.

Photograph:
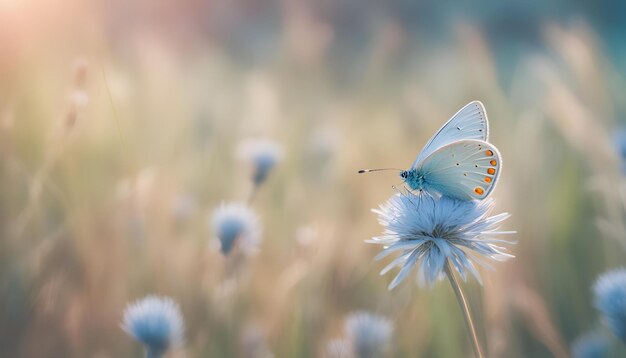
[
  {"x1": 490, "y1": 159, "x2": 497, "y2": 166},
  {"x1": 487, "y1": 168, "x2": 496, "y2": 175},
  {"x1": 485, "y1": 150, "x2": 494, "y2": 156},
  {"x1": 485, "y1": 177, "x2": 492, "y2": 183},
  {"x1": 474, "y1": 187, "x2": 484, "y2": 195}
]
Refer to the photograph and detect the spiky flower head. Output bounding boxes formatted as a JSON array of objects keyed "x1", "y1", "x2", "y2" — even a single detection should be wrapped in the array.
[
  {"x1": 594, "y1": 268, "x2": 626, "y2": 342},
  {"x1": 571, "y1": 330, "x2": 611, "y2": 358},
  {"x1": 211, "y1": 202, "x2": 262, "y2": 255},
  {"x1": 237, "y1": 138, "x2": 283, "y2": 185},
  {"x1": 369, "y1": 191, "x2": 514, "y2": 289},
  {"x1": 122, "y1": 295, "x2": 184, "y2": 357},
  {"x1": 345, "y1": 312, "x2": 393, "y2": 358},
  {"x1": 612, "y1": 130, "x2": 626, "y2": 174}
]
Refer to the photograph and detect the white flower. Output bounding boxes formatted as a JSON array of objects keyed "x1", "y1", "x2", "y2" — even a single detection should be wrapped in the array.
[
  {"x1": 345, "y1": 312, "x2": 393, "y2": 358},
  {"x1": 571, "y1": 329, "x2": 611, "y2": 358},
  {"x1": 211, "y1": 202, "x2": 262, "y2": 255},
  {"x1": 237, "y1": 138, "x2": 283, "y2": 185},
  {"x1": 593, "y1": 268, "x2": 626, "y2": 342},
  {"x1": 122, "y1": 295, "x2": 184, "y2": 357},
  {"x1": 370, "y1": 191, "x2": 514, "y2": 289}
]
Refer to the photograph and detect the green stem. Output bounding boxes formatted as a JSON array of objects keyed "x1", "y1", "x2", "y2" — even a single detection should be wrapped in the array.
[{"x1": 444, "y1": 260, "x2": 485, "y2": 358}]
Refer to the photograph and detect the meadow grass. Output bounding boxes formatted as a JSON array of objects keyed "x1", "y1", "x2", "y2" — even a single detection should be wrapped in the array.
[{"x1": 1, "y1": 3, "x2": 626, "y2": 357}]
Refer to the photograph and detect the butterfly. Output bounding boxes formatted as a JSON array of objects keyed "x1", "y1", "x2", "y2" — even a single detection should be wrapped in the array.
[{"x1": 359, "y1": 101, "x2": 501, "y2": 200}]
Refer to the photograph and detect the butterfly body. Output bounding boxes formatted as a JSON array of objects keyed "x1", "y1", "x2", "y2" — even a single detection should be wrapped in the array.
[
  {"x1": 362, "y1": 101, "x2": 502, "y2": 201},
  {"x1": 400, "y1": 169, "x2": 425, "y2": 191},
  {"x1": 400, "y1": 168, "x2": 461, "y2": 195}
]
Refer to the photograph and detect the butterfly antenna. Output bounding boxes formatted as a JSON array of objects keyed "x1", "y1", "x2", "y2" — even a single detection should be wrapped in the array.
[{"x1": 358, "y1": 168, "x2": 402, "y2": 174}]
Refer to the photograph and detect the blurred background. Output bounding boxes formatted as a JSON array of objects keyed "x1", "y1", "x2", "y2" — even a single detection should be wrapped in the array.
[{"x1": 1, "y1": 0, "x2": 626, "y2": 357}]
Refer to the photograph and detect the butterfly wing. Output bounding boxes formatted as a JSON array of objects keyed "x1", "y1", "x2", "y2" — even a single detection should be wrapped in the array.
[
  {"x1": 412, "y1": 101, "x2": 489, "y2": 168},
  {"x1": 417, "y1": 139, "x2": 501, "y2": 200}
]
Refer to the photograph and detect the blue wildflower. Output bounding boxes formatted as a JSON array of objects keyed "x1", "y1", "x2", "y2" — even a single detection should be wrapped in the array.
[
  {"x1": 369, "y1": 191, "x2": 514, "y2": 289},
  {"x1": 122, "y1": 295, "x2": 184, "y2": 358},
  {"x1": 237, "y1": 138, "x2": 283, "y2": 185},
  {"x1": 345, "y1": 312, "x2": 393, "y2": 358},
  {"x1": 614, "y1": 130, "x2": 626, "y2": 173},
  {"x1": 211, "y1": 202, "x2": 262, "y2": 255},
  {"x1": 594, "y1": 268, "x2": 626, "y2": 342},
  {"x1": 572, "y1": 330, "x2": 611, "y2": 358}
]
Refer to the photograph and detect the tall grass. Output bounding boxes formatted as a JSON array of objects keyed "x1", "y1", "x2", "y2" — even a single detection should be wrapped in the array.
[{"x1": 1, "y1": 2, "x2": 625, "y2": 357}]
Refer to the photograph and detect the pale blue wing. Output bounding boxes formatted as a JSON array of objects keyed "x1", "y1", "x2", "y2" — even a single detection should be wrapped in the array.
[
  {"x1": 411, "y1": 101, "x2": 489, "y2": 169},
  {"x1": 417, "y1": 139, "x2": 501, "y2": 200}
]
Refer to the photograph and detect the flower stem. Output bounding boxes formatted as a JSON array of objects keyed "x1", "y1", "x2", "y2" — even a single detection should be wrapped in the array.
[
  {"x1": 444, "y1": 260, "x2": 485, "y2": 358},
  {"x1": 145, "y1": 348, "x2": 162, "y2": 358},
  {"x1": 248, "y1": 183, "x2": 259, "y2": 205}
]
